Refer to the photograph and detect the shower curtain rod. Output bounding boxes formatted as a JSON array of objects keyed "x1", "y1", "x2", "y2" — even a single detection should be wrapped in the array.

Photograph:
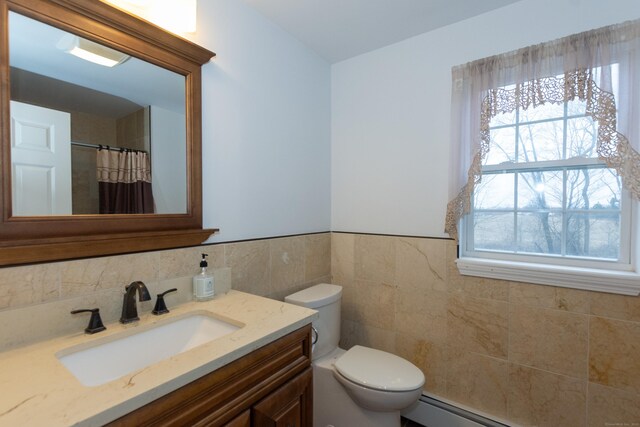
[{"x1": 70, "y1": 141, "x2": 147, "y2": 153}]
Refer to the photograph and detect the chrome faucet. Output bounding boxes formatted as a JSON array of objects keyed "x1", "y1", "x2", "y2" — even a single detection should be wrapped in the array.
[{"x1": 120, "y1": 281, "x2": 151, "y2": 324}]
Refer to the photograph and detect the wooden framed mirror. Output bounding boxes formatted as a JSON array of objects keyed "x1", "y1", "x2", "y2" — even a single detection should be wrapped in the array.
[{"x1": 0, "y1": 0, "x2": 217, "y2": 266}]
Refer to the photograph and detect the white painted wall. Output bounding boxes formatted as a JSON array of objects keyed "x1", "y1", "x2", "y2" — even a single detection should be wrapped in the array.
[
  {"x1": 191, "y1": 0, "x2": 331, "y2": 242},
  {"x1": 331, "y1": 0, "x2": 640, "y2": 238},
  {"x1": 150, "y1": 106, "x2": 187, "y2": 214}
]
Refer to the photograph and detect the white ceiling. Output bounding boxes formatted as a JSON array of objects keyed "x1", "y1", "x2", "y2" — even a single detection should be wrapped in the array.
[{"x1": 240, "y1": 0, "x2": 524, "y2": 63}]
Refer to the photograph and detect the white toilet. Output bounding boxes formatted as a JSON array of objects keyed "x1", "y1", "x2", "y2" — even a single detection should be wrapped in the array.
[{"x1": 285, "y1": 283, "x2": 424, "y2": 427}]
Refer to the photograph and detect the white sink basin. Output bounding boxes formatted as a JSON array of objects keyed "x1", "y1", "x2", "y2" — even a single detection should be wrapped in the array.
[{"x1": 57, "y1": 313, "x2": 242, "y2": 387}]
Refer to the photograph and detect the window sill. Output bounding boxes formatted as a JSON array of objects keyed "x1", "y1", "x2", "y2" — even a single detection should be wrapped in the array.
[{"x1": 456, "y1": 257, "x2": 640, "y2": 296}]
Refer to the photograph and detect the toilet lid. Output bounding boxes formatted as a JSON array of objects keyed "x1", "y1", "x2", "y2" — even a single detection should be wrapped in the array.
[
  {"x1": 285, "y1": 283, "x2": 342, "y2": 308},
  {"x1": 334, "y1": 346, "x2": 425, "y2": 392}
]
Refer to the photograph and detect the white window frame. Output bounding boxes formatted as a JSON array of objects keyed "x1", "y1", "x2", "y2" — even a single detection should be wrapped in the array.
[
  {"x1": 458, "y1": 101, "x2": 640, "y2": 296},
  {"x1": 459, "y1": 205, "x2": 640, "y2": 296}
]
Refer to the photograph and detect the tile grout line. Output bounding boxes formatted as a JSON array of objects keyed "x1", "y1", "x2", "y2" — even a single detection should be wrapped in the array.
[
  {"x1": 587, "y1": 312, "x2": 640, "y2": 325},
  {"x1": 504, "y1": 359, "x2": 589, "y2": 382},
  {"x1": 586, "y1": 313, "x2": 591, "y2": 425},
  {"x1": 506, "y1": 288, "x2": 512, "y2": 421},
  {"x1": 392, "y1": 236, "x2": 398, "y2": 354}
]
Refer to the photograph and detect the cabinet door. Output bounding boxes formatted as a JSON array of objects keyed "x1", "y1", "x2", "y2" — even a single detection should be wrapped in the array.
[{"x1": 252, "y1": 368, "x2": 312, "y2": 427}]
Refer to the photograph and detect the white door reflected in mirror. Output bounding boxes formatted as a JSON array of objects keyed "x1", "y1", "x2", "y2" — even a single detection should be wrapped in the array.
[{"x1": 10, "y1": 101, "x2": 72, "y2": 215}]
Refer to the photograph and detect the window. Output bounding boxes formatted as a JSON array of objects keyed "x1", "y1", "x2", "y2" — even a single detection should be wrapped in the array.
[
  {"x1": 467, "y1": 75, "x2": 630, "y2": 271},
  {"x1": 446, "y1": 22, "x2": 640, "y2": 295}
]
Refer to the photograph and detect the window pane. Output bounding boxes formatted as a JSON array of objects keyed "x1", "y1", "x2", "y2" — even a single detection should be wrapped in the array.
[
  {"x1": 518, "y1": 171, "x2": 563, "y2": 209},
  {"x1": 567, "y1": 99, "x2": 587, "y2": 116},
  {"x1": 485, "y1": 127, "x2": 516, "y2": 165},
  {"x1": 474, "y1": 212, "x2": 514, "y2": 251},
  {"x1": 490, "y1": 110, "x2": 516, "y2": 127},
  {"x1": 475, "y1": 174, "x2": 515, "y2": 209},
  {"x1": 516, "y1": 212, "x2": 562, "y2": 255},
  {"x1": 566, "y1": 213, "x2": 620, "y2": 259},
  {"x1": 566, "y1": 169, "x2": 621, "y2": 210},
  {"x1": 518, "y1": 120, "x2": 564, "y2": 162},
  {"x1": 519, "y1": 102, "x2": 565, "y2": 123},
  {"x1": 566, "y1": 117, "x2": 598, "y2": 158}
]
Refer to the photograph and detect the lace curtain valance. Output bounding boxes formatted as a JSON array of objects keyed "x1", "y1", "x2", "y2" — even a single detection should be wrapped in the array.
[{"x1": 445, "y1": 19, "x2": 640, "y2": 241}]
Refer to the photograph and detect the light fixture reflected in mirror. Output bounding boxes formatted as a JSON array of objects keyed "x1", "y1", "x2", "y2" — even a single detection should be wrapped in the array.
[{"x1": 56, "y1": 34, "x2": 130, "y2": 67}]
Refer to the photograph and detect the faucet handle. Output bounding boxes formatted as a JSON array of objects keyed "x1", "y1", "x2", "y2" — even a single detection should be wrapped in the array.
[
  {"x1": 152, "y1": 288, "x2": 177, "y2": 315},
  {"x1": 71, "y1": 308, "x2": 106, "y2": 334}
]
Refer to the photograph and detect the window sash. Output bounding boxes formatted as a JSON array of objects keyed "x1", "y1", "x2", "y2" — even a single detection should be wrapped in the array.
[
  {"x1": 464, "y1": 163, "x2": 631, "y2": 268},
  {"x1": 481, "y1": 157, "x2": 606, "y2": 173},
  {"x1": 486, "y1": 99, "x2": 598, "y2": 166}
]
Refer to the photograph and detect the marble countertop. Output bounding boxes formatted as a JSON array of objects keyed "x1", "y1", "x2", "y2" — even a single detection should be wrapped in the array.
[{"x1": 0, "y1": 290, "x2": 317, "y2": 427}]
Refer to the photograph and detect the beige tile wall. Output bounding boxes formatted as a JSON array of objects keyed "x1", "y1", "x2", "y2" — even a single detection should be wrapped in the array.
[
  {"x1": 0, "y1": 232, "x2": 330, "y2": 351},
  {"x1": 332, "y1": 232, "x2": 640, "y2": 427},
  {"x1": 4, "y1": 230, "x2": 637, "y2": 425},
  {"x1": 71, "y1": 145, "x2": 100, "y2": 214},
  {"x1": 116, "y1": 107, "x2": 150, "y2": 152},
  {"x1": 71, "y1": 111, "x2": 117, "y2": 147}
]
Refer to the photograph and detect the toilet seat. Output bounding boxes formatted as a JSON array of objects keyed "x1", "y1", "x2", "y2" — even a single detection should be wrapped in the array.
[{"x1": 334, "y1": 345, "x2": 425, "y2": 392}]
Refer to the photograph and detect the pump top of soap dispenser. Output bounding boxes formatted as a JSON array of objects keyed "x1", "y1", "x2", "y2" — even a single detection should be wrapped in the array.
[{"x1": 194, "y1": 253, "x2": 214, "y2": 301}]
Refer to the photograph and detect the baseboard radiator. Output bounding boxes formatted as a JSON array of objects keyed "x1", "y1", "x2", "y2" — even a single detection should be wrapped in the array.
[{"x1": 402, "y1": 395, "x2": 509, "y2": 427}]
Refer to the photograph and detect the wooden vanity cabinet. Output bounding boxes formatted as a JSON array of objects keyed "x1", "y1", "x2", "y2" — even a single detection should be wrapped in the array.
[{"x1": 107, "y1": 325, "x2": 312, "y2": 427}]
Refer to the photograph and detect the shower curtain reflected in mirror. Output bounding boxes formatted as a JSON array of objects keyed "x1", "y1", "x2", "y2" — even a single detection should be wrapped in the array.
[{"x1": 97, "y1": 149, "x2": 155, "y2": 214}]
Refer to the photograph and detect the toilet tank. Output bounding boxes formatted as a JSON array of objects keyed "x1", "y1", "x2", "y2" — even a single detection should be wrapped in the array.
[{"x1": 285, "y1": 284, "x2": 342, "y2": 360}]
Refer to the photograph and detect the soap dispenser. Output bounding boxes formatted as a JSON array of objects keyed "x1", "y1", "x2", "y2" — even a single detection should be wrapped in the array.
[{"x1": 193, "y1": 253, "x2": 214, "y2": 301}]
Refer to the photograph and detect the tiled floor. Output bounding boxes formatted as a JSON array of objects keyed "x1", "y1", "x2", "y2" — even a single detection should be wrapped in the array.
[{"x1": 401, "y1": 417, "x2": 425, "y2": 427}]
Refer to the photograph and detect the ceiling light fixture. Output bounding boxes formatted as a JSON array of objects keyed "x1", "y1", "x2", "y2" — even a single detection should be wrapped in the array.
[
  {"x1": 101, "y1": 0, "x2": 197, "y2": 35},
  {"x1": 57, "y1": 34, "x2": 130, "y2": 67}
]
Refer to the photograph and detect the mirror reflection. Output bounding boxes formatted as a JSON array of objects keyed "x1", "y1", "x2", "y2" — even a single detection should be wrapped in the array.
[{"x1": 9, "y1": 11, "x2": 188, "y2": 215}]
